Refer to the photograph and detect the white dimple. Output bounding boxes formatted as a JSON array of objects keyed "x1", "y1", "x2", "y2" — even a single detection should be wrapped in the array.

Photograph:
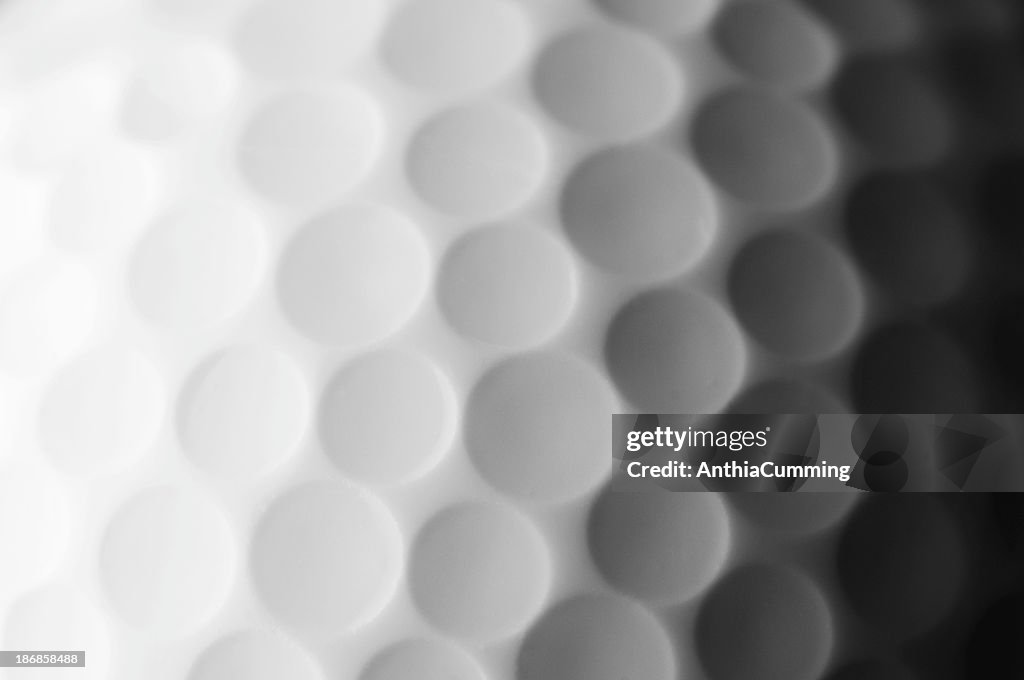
[
  {"x1": 178, "y1": 345, "x2": 309, "y2": 480},
  {"x1": 99, "y1": 486, "x2": 235, "y2": 634}
]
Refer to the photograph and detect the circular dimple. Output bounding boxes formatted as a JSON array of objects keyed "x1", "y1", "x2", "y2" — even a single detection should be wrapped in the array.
[
  {"x1": 437, "y1": 225, "x2": 575, "y2": 347},
  {"x1": 588, "y1": 488, "x2": 730, "y2": 603},
  {"x1": 517, "y1": 594, "x2": 675, "y2": 680},
  {"x1": 593, "y1": 0, "x2": 716, "y2": 35},
  {"x1": 692, "y1": 88, "x2": 838, "y2": 208},
  {"x1": 320, "y1": 349, "x2": 453, "y2": 486},
  {"x1": 49, "y1": 144, "x2": 156, "y2": 251},
  {"x1": 250, "y1": 481, "x2": 402, "y2": 632},
  {"x1": 188, "y1": 630, "x2": 323, "y2": 680},
  {"x1": 409, "y1": 502, "x2": 549, "y2": 640},
  {"x1": 696, "y1": 564, "x2": 834, "y2": 680},
  {"x1": 713, "y1": 1, "x2": 837, "y2": 89},
  {"x1": 850, "y1": 323, "x2": 981, "y2": 412},
  {"x1": 837, "y1": 496, "x2": 966, "y2": 640},
  {"x1": 129, "y1": 201, "x2": 265, "y2": 331},
  {"x1": 605, "y1": 288, "x2": 747, "y2": 412},
  {"x1": 99, "y1": 487, "x2": 234, "y2": 634},
  {"x1": 561, "y1": 146, "x2": 716, "y2": 279},
  {"x1": 833, "y1": 57, "x2": 952, "y2": 166},
  {"x1": 846, "y1": 174, "x2": 972, "y2": 306},
  {"x1": 178, "y1": 345, "x2": 309, "y2": 479},
  {"x1": 277, "y1": 204, "x2": 429, "y2": 346},
  {"x1": 38, "y1": 347, "x2": 165, "y2": 476},
  {"x1": 533, "y1": 25, "x2": 681, "y2": 140},
  {"x1": 4, "y1": 585, "x2": 110, "y2": 680},
  {"x1": 728, "y1": 229, "x2": 863, "y2": 360},
  {"x1": 465, "y1": 352, "x2": 616, "y2": 502},
  {"x1": 237, "y1": 89, "x2": 381, "y2": 206},
  {"x1": 406, "y1": 104, "x2": 547, "y2": 220},
  {"x1": 361, "y1": 639, "x2": 483, "y2": 680},
  {"x1": 380, "y1": 0, "x2": 528, "y2": 94},
  {"x1": 233, "y1": 0, "x2": 383, "y2": 79}
]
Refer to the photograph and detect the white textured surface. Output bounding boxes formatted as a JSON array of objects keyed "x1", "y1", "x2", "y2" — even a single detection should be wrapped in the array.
[
  {"x1": 237, "y1": 89, "x2": 382, "y2": 206},
  {"x1": 319, "y1": 349, "x2": 453, "y2": 485},
  {"x1": 178, "y1": 345, "x2": 309, "y2": 478},
  {"x1": 99, "y1": 487, "x2": 235, "y2": 635},
  {"x1": 277, "y1": 205, "x2": 430, "y2": 346},
  {"x1": 408, "y1": 502, "x2": 550, "y2": 640},
  {"x1": 0, "y1": 0, "x2": 896, "y2": 677},
  {"x1": 250, "y1": 481, "x2": 402, "y2": 633},
  {"x1": 406, "y1": 103, "x2": 548, "y2": 220}
]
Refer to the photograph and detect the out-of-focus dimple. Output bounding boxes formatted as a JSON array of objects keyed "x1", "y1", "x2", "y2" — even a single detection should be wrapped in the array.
[
  {"x1": 99, "y1": 486, "x2": 235, "y2": 635},
  {"x1": 236, "y1": 89, "x2": 381, "y2": 206},
  {"x1": 727, "y1": 228, "x2": 864, "y2": 360},
  {"x1": 837, "y1": 496, "x2": 968, "y2": 641},
  {"x1": 276, "y1": 204, "x2": 429, "y2": 346},
  {"x1": 408, "y1": 502, "x2": 550, "y2": 640},
  {"x1": 406, "y1": 103, "x2": 547, "y2": 220},
  {"x1": 850, "y1": 323, "x2": 982, "y2": 413},
  {"x1": 465, "y1": 352, "x2": 616, "y2": 503},
  {"x1": 129, "y1": 200, "x2": 265, "y2": 332},
  {"x1": 845, "y1": 173, "x2": 973, "y2": 306},
  {"x1": 605, "y1": 288, "x2": 747, "y2": 413},
  {"x1": 695, "y1": 563, "x2": 834, "y2": 680},
  {"x1": 691, "y1": 87, "x2": 838, "y2": 209},
  {"x1": 713, "y1": 1, "x2": 838, "y2": 90},
  {"x1": 437, "y1": 224, "x2": 576, "y2": 347},
  {"x1": 832, "y1": 56, "x2": 953, "y2": 167},
  {"x1": 561, "y1": 145, "x2": 717, "y2": 280},
  {"x1": 250, "y1": 481, "x2": 402, "y2": 632},
  {"x1": 588, "y1": 487, "x2": 731, "y2": 603},
  {"x1": 178, "y1": 345, "x2": 309, "y2": 480},
  {"x1": 380, "y1": 0, "x2": 529, "y2": 94},
  {"x1": 320, "y1": 349, "x2": 453, "y2": 486},
  {"x1": 533, "y1": 24, "x2": 682, "y2": 141}
]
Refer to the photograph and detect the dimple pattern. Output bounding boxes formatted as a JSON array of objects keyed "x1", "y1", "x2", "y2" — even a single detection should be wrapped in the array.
[{"x1": 0, "y1": 1, "x2": 1017, "y2": 679}]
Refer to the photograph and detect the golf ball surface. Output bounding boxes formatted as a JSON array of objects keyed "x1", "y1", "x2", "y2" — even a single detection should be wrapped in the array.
[{"x1": 0, "y1": 0, "x2": 1022, "y2": 679}]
